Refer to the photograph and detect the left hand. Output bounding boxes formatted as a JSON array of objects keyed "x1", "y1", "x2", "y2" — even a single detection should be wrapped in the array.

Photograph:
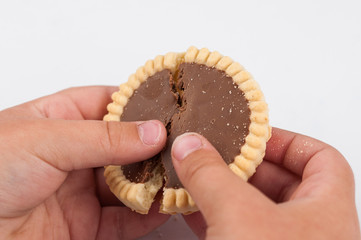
[{"x1": 0, "y1": 86, "x2": 169, "y2": 240}]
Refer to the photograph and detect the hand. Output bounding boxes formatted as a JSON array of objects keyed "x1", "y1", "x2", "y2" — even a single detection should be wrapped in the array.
[
  {"x1": 171, "y1": 129, "x2": 361, "y2": 239},
  {"x1": 0, "y1": 86, "x2": 169, "y2": 240}
]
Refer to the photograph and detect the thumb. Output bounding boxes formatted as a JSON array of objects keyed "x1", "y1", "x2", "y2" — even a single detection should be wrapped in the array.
[
  {"x1": 171, "y1": 133, "x2": 269, "y2": 222},
  {"x1": 4, "y1": 119, "x2": 167, "y2": 171}
]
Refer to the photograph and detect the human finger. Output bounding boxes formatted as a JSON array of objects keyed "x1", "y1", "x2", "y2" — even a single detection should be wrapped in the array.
[
  {"x1": 1, "y1": 119, "x2": 167, "y2": 171},
  {"x1": 265, "y1": 128, "x2": 333, "y2": 176},
  {"x1": 0, "y1": 86, "x2": 117, "y2": 121},
  {"x1": 249, "y1": 160, "x2": 300, "y2": 202},
  {"x1": 171, "y1": 133, "x2": 272, "y2": 223},
  {"x1": 265, "y1": 128, "x2": 354, "y2": 196},
  {"x1": 55, "y1": 86, "x2": 118, "y2": 120}
]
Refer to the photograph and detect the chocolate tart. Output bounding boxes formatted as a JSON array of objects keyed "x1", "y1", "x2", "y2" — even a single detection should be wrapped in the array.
[{"x1": 103, "y1": 47, "x2": 271, "y2": 214}]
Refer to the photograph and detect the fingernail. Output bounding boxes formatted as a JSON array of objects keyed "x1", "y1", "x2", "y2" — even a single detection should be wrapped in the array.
[
  {"x1": 172, "y1": 133, "x2": 203, "y2": 161},
  {"x1": 137, "y1": 121, "x2": 162, "y2": 146}
]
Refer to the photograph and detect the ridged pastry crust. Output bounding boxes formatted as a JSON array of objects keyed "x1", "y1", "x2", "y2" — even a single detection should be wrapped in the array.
[{"x1": 103, "y1": 47, "x2": 271, "y2": 214}]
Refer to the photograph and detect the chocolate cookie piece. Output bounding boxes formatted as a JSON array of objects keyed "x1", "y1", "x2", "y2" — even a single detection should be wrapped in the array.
[{"x1": 104, "y1": 47, "x2": 271, "y2": 214}]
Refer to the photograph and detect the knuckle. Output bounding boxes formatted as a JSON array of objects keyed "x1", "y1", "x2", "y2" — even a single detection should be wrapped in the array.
[
  {"x1": 101, "y1": 121, "x2": 124, "y2": 156},
  {"x1": 100, "y1": 121, "x2": 139, "y2": 163}
]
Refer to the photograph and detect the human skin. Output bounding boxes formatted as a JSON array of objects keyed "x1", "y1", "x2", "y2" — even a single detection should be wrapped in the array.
[
  {"x1": 172, "y1": 130, "x2": 361, "y2": 240},
  {"x1": 0, "y1": 86, "x2": 170, "y2": 240},
  {"x1": 1, "y1": 86, "x2": 360, "y2": 240}
]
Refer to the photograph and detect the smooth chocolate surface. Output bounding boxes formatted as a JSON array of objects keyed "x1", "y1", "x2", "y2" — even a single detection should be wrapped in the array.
[
  {"x1": 120, "y1": 63, "x2": 251, "y2": 188},
  {"x1": 121, "y1": 69, "x2": 178, "y2": 125}
]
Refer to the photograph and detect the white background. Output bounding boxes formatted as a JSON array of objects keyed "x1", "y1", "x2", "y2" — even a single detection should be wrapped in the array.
[{"x1": 1, "y1": 1, "x2": 360, "y2": 238}]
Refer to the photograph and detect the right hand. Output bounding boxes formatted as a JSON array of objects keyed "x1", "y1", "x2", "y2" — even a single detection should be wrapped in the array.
[{"x1": 171, "y1": 129, "x2": 360, "y2": 240}]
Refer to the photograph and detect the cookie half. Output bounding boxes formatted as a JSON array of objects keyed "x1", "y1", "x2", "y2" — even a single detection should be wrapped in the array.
[{"x1": 103, "y1": 47, "x2": 271, "y2": 214}]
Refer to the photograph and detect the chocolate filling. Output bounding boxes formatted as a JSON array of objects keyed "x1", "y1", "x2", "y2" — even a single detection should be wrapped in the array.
[
  {"x1": 121, "y1": 63, "x2": 251, "y2": 188},
  {"x1": 120, "y1": 69, "x2": 178, "y2": 183}
]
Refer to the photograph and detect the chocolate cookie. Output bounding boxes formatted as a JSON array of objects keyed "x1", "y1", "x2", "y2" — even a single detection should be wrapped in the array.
[{"x1": 103, "y1": 47, "x2": 271, "y2": 214}]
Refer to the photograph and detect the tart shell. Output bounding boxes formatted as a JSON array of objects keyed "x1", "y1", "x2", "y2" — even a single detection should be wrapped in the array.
[{"x1": 103, "y1": 47, "x2": 271, "y2": 214}]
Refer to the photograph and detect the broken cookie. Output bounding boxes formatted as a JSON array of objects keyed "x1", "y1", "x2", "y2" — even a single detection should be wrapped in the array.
[{"x1": 103, "y1": 47, "x2": 271, "y2": 214}]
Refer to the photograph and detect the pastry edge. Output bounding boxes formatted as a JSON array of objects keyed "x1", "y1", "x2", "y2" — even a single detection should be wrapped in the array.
[
  {"x1": 103, "y1": 165, "x2": 163, "y2": 214},
  {"x1": 160, "y1": 188, "x2": 198, "y2": 215}
]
